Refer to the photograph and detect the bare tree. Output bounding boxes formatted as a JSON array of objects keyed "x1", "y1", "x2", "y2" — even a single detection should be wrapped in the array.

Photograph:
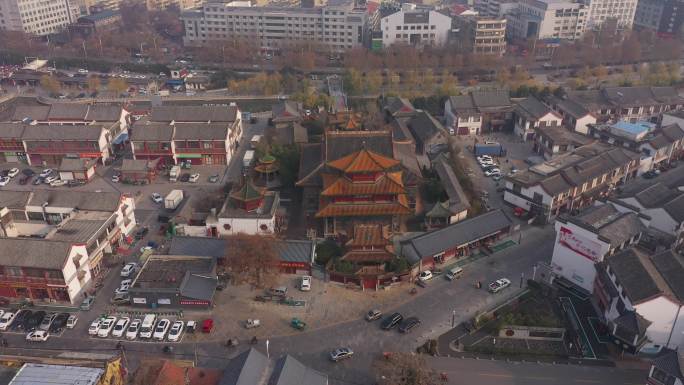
[
  {"x1": 223, "y1": 234, "x2": 280, "y2": 288},
  {"x1": 373, "y1": 353, "x2": 439, "y2": 385}
]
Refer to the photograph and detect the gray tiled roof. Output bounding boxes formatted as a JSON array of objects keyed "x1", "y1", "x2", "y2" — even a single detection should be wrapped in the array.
[
  {"x1": 407, "y1": 110, "x2": 444, "y2": 146},
  {"x1": 514, "y1": 97, "x2": 554, "y2": 121},
  {"x1": 613, "y1": 310, "x2": 651, "y2": 342},
  {"x1": 606, "y1": 248, "x2": 660, "y2": 303},
  {"x1": 180, "y1": 273, "x2": 217, "y2": 301},
  {"x1": 219, "y1": 348, "x2": 269, "y2": 385},
  {"x1": 169, "y1": 236, "x2": 227, "y2": 257},
  {"x1": 11, "y1": 105, "x2": 50, "y2": 121},
  {"x1": 29, "y1": 190, "x2": 122, "y2": 212},
  {"x1": 59, "y1": 157, "x2": 96, "y2": 172},
  {"x1": 400, "y1": 209, "x2": 511, "y2": 264},
  {"x1": 664, "y1": 195, "x2": 684, "y2": 223},
  {"x1": 0, "y1": 122, "x2": 26, "y2": 138},
  {"x1": 272, "y1": 101, "x2": 300, "y2": 120},
  {"x1": 121, "y1": 158, "x2": 159, "y2": 172},
  {"x1": 48, "y1": 219, "x2": 108, "y2": 243},
  {"x1": 85, "y1": 104, "x2": 122, "y2": 121},
  {"x1": 296, "y1": 144, "x2": 323, "y2": 186},
  {"x1": 662, "y1": 124, "x2": 684, "y2": 141},
  {"x1": 539, "y1": 174, "x2": 573, "y2": 195},
  {"x1": 273, "y1": 240, "x2": 314, "y2": 264},
  {"x1": 649, "y1": 134, "x2": 673, "y2": 149},
  {"x1": 575, "y1": 205, "x2": 644, "y2": 247},
  {"x1": 384, "y1": 97, "x2": 415, "y2": 116},
  {"x1": 270, "y1": 355, "x2": 328, "y2": 385},
  {"x1": 652, "y1": 349, "x2": 684, "y2": 381},
  {"x1": 433, "y1": 155, "x2": 470, "y2": 214},
  {"x1": 650, "y1": 249, "x2": 684, "y2": 302},
  {"x1": 10, "y1": 363, "x2": 104, "y2": 385},
  {"x1": 22, "y1": 125, "x2": 104, "y2": 140},
  {"x1": 547, "y1": 96, "x2": 590, "y2": 118},
  {"x1": 174, "y1": 123, "x2": 228, "y2": 140},
  {"x1": 471, "y1": 90, "x2": 511, "y2": 109},
  {"x1": 0, "y1": 238, "x2": 72, "y2": 269},
  {"x1": 130, "y1": 122, "x2": 174, "y2": 141},
  {"x1": 150, "y1": 106, "x2": 238, "y2": 122},
  {"x1": 0, "y1": 191, "x2": 31, "y2": 209},
  {"x1": 325, "y1": 130, "x2": 393, "y2": 162},
  {"x1": 634, "y1": 183, "x2": 680, "y2": 208},
  {"x1": 48, "y1": 103, "x2": 89, "y2": 120}
]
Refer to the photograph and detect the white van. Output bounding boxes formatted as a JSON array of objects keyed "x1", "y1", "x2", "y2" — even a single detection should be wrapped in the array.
[
  {"x1": 445, "y1": 267, "x2": 463, "y2": 281},
  {"x1": 139, "y1": 314, "x2": 157, "y2": 339}
]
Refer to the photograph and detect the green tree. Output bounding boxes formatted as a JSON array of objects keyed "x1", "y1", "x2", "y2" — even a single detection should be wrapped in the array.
[
  {"x1": 271, "y1": 144, "x2": 300, "y2": 188},
  {"x1": 315, "y1": 239, "x2": 343, "y2": 265}
]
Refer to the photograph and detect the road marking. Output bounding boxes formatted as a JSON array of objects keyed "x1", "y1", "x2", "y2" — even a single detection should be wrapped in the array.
[
  {"x1": 478, "y1": 373, "x2": 514, "y2": 378},
  {"x1": 574, "y1": 380, "x2": 601, "y2": 383}
]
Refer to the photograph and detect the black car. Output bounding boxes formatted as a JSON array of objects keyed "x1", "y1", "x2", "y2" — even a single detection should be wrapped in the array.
[
  {"x1": 398, "y1": 317, "x2": 421, "y2": 333},
  {"x1": 135, "y1": 227, "x2": 149, "y2": 240},
  {"x1": 11, "y1": 310, "x2": 30, "y2": 330},
  {"x1": 381, "y1": 312, "x2": 403, "y2": 330},
  {"x1": 21, "y1": 169, "x2": 35, "y2": 177},
  {"x1": 19, "y1": 174, "x2": 31, "y2": 185},
  {"x1": 24, "y1": 310, "x2": 46, "y2": 331},
  {"x1": 49, "y1": 313, "x2": 70, "y2": 333},
  {"x1": 643, "y1": 171, "x2": 657, "y2": 179},
  {"x1": 180, "y1": 173, "x2": 190, "y2": 182}
]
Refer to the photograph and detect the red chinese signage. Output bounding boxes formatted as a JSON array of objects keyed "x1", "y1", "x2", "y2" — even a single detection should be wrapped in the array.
[
  {"x1": 558, "y1": 226, "x2": 602, "y2": 262},
  {"x1": 180, "y1": 299, "x2": 210, "y2": 306},
  {"x1": 280, "y1": 262, "x2": 308, "y2": 268}
]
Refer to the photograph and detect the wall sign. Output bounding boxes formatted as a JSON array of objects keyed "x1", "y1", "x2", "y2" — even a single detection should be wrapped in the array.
[{"x1": 558, "y1": 226, "x2": 602, "y2": 262}]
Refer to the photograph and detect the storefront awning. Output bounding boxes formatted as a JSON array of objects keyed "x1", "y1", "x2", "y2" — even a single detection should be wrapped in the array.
[{"x1": 176, "y1": 153, "x2": 202, "y2": 159}]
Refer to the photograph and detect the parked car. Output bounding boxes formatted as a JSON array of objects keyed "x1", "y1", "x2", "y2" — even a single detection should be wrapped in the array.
[
  {"x1": 11, "y1": 310, "x2": 30, "y2": 330},
  {"x1": 492, "y1": 174, "x2": 502, "y2": 181},
  {"x1": 22, "y1": 169, "x2": 35, "y2": 177},
  {"x1": 33, "y1": 177, "x2": 43, "y2": 185},
  {"x1": 49, "y1": 313, "x2": 70, "y2": 333},
  {"x1": 39, "y1": 313, "x2": 56, "y2": 331},
  {"x1": 88, "y1": 319, "x2": 102, "y2": 335},
  {"x1": 121, "y1": 262, "x2": 138, "y2": 277},
  {"x1": 153, "y1": 319, "x2": 171, "y2": 340},
  {"x1": 111, "y1": 175, "x2": 120, "y2": 183},
  {"x1": 50, "y1": 179, "x2": 67, "y2": 187},
  {"x1": 398, "y1": 317, "x2": 421, "y2": 333},
  {"x1": 329, "y1": 347, "x2": 354, "y2": 362},
  {"x1": 179, "y1": 173, "x2": 190, "y2": 182},
  {"x1": 134, "y1": 227, "x2": 148, "y2": 240},
  {"x1": 0, "y1": 312, "x2": 16, "y2": 330},
  {"x1": 642, "y1": 170, "x2": 657, "y2": 179},
  {"x1": 25, "y1": 311, "x2": 46, "y2": 331},
  {"x1": 116, "y1": 279, "x2": 132, "y2": 294},
  {"x1": 167, "y1": 320, "x2": 184, "y2": 342},
  {"x1": 7, "y1": 168, "x2": 19, "y2": 178},
  {"x1": 126, "y1": 319, "x2": 141, "y2": 340},
  {"x1": 151, "y1": 193, "x2": 163, "y2": 204},
  {"x1": 80, "y1": 296, "x2": 95, "y2": 311},
  {"x1": 484, "y1": 168, "x2": 501, "y2": 177},
  {"x1": 66, "y1": 315, "x2": 78, "y2": 329},
  {"x1": 418, "y1": 270, "x2": 433, "y2": 282},
  {"x1": 488, "y1": 278, "x2": 511, "y2": 293},
  {"x1": 0, "y1": 177, "x2": 9, "y2": 186},
  {"x1": 365, "y1": 309, "x2": 382, "y2": 322},
  {"x1": 381, "y1": 312, "x2": 403, "y2": 330},
  {"x1": 44, "y1": 175, "x2": 57, "y2": 184},
  {"x1": 98, "y1": 316, "x2": 117, "y2": 337},
  {"x1": 208, "y1": 174, "x2": 219, "y2": 183},
  {"x1": 112, "y1": 317, "x2": 130, "y2": 338},
  {"x1": 300, "y1": 275, "x2": 311, "y2": 291},
  {"x1": 189, "y1": 173, "x2": 200, "y2": 183},
  {"x1": 18, "y1": 174, "x2": 31, "y2": 185},
  {"x1": 26, "y1": 330, "x2": 49, "y2": 342},
  {"x1": 111, "y1": 292, "x2": 130, "y2": 305},
  {"x1": 39, "y1": 169, "x2": 53, "y2": 178}
]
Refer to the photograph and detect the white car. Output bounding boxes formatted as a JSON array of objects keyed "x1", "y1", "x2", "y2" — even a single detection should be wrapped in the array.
[
  {"x1": 484, "y1": 168, "x2": 501, "y2": 177},
  {"x1": 418, "y1": 270, "x2": 433, "y2": 282},
  {"x1": 0, "y1": 177, "x2": 9, "y2": 186},
  {"x1": 0, "y1": 312, "x2": 16, "y2": 330},
  {"x1": 151, "y1": 193, "x2": 163, "y2": 204},
  {"x1": 44, "y1": 175, "x2": 57, "y2": 184},
  {"x1": 140, "y1": 246, "x2": 154, "y2": 253},
  {"x1": 111, "y1": 175, "x2": 120, "y2": 183},
  {"x1": 39, "y1": 169, "x2": 53, "y2": 178},
  {"x1": 489, "y1": 278, "x2": 511, "y2": 293},
  {"x1": 120, "y1": 263, "x2": 138, "y2": 278},
  {"x1": 125, "y1": 319, "x2": 141, "y2": 340},
  {"x1": 153, "y1": 319, "x2": 171, "y2": 340},
  {"x1": 189, "y1": 173, "x2": 200, "y2": 183},
  {"x1": 88, "y1": 319, "x2": 102, "y2": 335},
  {"x1": 300, "y1": 275, "x2": 311, "y2": 291},
  {"x1": 111, "y1": 317, "x2": 130, "y2": 338},
  {"x1": 50, "y1": 179, "x2": 67, "y2": 187},
  {"x1": 115, "y1": 279, "x2": 132, "y2": 294},
  {"x1": 26, "y1": 330, "x2": 49, "y2": 342},
  {"x1": 167, "y1": 320, "x2": 184, "y2": 342},
  {"x1": 78, "y1": 68, "x2": 89, "y2": 74},
  {"x1": 7, "y1": 168, "x2": 19, "y2": 178},
  {"x1": 97, "y1": 316, "x2": 117, "y2": 337},
  {"x1": 66, "y1": 315, "x2": 78, "y2": 329}
]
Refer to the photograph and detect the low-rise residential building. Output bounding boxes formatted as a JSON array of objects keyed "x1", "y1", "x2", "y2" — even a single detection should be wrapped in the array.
[
  {"x1": 181, "y1": 0, "x2": 368, "y2": 52},
  {"x1": 563, "y1": 86, "x2": 684, "y2": 124},
  {"x1": 504, "y1": 142, "x2": 640, "y2": 222},
  {"x1": 452, "y1": 15, "x2": 507, "y2": 56},
  {"x1": 444, "y1": 90, "x2": 512, "y2": 135},
  {"x1": 533, "y1": 125, "x2": 593, "y2": 159},
  {"x1": 405, "y1": 110, "x2": 448, "y2": 155},
  {"x1": 212, "y1": 181, "x2": 281, "y2": 236},
  {"x1": 69, "y1": 10, "x2": 121, "y2": 38},
  {"x1": 23, "y1": 124, "x2": 110, "y2": 166},
  {"x1": 380, "y1": 3, "x2": 452, "y2": 47},
  {"x1": 513, "y1": 97, "x2": 563, "y2": 141},
  {"x1": 58, "y1": 158, "x2": 97, "y2": 182},
  {"x1": 647, "y1": 348, "x2": 684, "y2": 385},
  {"x1": 594, "y1": 247, "x2": 684, "y2": 354},
  {"x1": 272, "y1": 101, "x2": 302, "y2": 129},
  {"x1": 551, "y1": 203, "x2": 645, "y2": 293},
  {"x1": 118, "y1": 158, "x2": 160, "y2": 184},
  {"x1": 0, "y1": 122, "x2": 27, "y2": 163},
  {"x1": 426, "y1": 154, "x2": 470, "y2": 227},
  {"x1": 219, "y1": 348, "x2": 328, "y2": 385},
  {"x1": 506, "y1": 0, "x2": 587, "y2": 41},
  {"x1": 129, "y1": 123, "x2": 175, "y2": 165},
  {"x1": 546, "y1": 96, "x2": 597, "y2": 135}
]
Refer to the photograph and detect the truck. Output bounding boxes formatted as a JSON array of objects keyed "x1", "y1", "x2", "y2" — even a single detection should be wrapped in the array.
[
  {"x1": 243, "y1": 150, "x2": 255, "y2": 169},
  {"x1": 169, "y1": 165, "x2": 180, "y2": 182},
  {"x1": 164, "y1": 189, "x2": 184, "y2": 210},
  {"x1": 474, "y1": 143, "x2": 505, "y2": 157}
]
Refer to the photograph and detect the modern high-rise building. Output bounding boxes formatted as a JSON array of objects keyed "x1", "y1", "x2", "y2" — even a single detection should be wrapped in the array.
[
  {"x1": 147, "y1": 0, "x2": 202, "y2": 10},
  {"x1": 453, "y1": 14, "x2": 507, "y2": 55},
  {"x1": 634, "y1": 0, "x2": 684, "y2": 38},
  {"x1": 583, "y1": 0, "x2": 637, "y2": 31},
  {"x1": 506, "y1": 0, "x2": 587, "y2": 40},
  {"x1": 181, "y1": 0, "x2": 368, "y2": 52},
  {"x1": 380, "y1": 3, "x2": 452, "y2": 47},
  {"x1": 0, "y1": 0, "x2": 79, "y2": 35}
]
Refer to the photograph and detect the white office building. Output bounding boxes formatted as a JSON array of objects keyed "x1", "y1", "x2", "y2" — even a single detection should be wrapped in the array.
[
  {"x1": 0, "y1": 0, "x2": 79, "y2": 35},
  {"x1": 182, "y1": 0, "x2": 368, "y2": 52},
  {"x1": 584, "y1": 0, "x2": 637, "y2": 31},
  {"x1": 507, "y1": 0, "x2": 587, "y2": 40},
  {"x1": 380, "y1": 3, "x2": 452, "y2": 47}
]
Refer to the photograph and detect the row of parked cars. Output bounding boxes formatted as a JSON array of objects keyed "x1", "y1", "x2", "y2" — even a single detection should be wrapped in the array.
[
  {"x1": 0, "y1": 309, "x2": 78, "y2": 342},
  {"x1": 0, "y1": 168, "x2": 79, "y2": 187},
  {"x1": 477, "y1": 155, "x2": 503, "y2": 181},
  {"x1": 88, "y1": 314, "x2": 188, "y2": 342},
  {"x1": 365, "y1": 310, "x2": 421, "y2": 334}
]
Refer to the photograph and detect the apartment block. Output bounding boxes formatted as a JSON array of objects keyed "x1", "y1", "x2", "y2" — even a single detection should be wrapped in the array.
[
  {"x1": 0, "y1": 0, "x2": 79, "y2": 35},
  {"x1": 584, "y1": 0, "x2": 637, "y2": 31},
  {"x1": 453, "y1": 15, "x2": 507, "y2": 55},
  {"x1": 634, "y1": 0, "x2": 684, "y2": 38},
  {"x1": 380, "y1": 3, "x2": 452, "y2": 47},
  {"x1": 182, "y1": 0, "x2": 368, "y2": 52},
  {"x1": 507, "y1": 0, "x2": 587, "y2": 40},
  {"x1": 147, "y1": 0, "x2": 201, "y2": 10}
]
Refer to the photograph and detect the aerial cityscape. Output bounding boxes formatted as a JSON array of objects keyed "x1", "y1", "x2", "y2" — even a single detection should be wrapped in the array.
[{"x1": 0, "y1": 0, "x2": 682, "y2": 383}]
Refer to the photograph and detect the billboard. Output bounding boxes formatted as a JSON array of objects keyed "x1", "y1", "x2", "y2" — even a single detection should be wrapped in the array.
[{"x1": 558, "y1": 226, "x2": 602, "y2": 262}]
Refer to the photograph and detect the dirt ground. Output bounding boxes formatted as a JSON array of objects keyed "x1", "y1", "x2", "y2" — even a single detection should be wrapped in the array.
[{"x1": 180, "y1": 275, "x2": 411, "y2": 343}]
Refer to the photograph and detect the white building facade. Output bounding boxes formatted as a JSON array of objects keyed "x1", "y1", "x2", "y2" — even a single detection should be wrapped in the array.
[
  {"x1": 584, "y1": 0, "x2": 637, "y2": 31},
  {"x1": 381, "y1": 3, "x2": 452, "y2": 47},
  {"x1": 507, "y1": 0, "x2": 587, "y2": 40},
  {"x1": 0, "y1": 0, "x2": 79, "y2": 35}
]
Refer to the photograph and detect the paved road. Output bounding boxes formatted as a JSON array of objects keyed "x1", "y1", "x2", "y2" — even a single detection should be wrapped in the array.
[{"x1": 427, "y1": 357, "x2": 646, "y2": 385}]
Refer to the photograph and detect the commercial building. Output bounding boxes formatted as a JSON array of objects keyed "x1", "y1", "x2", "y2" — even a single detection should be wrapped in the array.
[
  {"x1": 584, "y1": 0, "x2": 637, "y2": 31},
  {"x1": 504, "y1": 142, "x2": 640, "y2": 222},
  {"x1": 380, "y1": 3, "x2": 452, "y2": 47},
  {"x1": 9, "y1": 363, "x2": 105, "y2": 385},
  {"x1": 0, "y1": 0, "x2": 79, "y2": 36},
  {"x1": 594, "y1": 247, "x2": 684, "y2": 354},
  {"x1": 220, "y1": 348, "x2": 328, "y2": 385},
  {"x1": 551, "y1": 203, "x2": 645, "y2": 293},
  {"x1": 634, "y1": 0, "x2": 684, "y2": 38},
  {"x1": 513, "y1": 96, "x2": 563, "y2": 141},
  {"x1": 506, "y1": 0, "x2": 587, "y2": 40},
  {"x1": 118, "y1": 158, "x2": 160, "y2": 184},
  {"x1": 473, "y1": 0, "x2": 517, "y2": 18},
  {"x1": 453, "y1": 15, "x2": 507, "y2": 55},
  {"x1": 181, "y1": 0, "x2": 368, "y2": 52},
  {"x1": 147, "y1": 0, "x2": 201, "y2": 10},
  {"x1": 444, "y1": 90, "x2": 513, "y2": 135},
  {"x1": 533, "y1": 124, "x2": 593, "y2": 159},
  {"x1": 68, "y1": 9, "x2": 121, "y2": 38},
  {"x1": 58, "y1": 158, "x2": 97, "y2": 182}
]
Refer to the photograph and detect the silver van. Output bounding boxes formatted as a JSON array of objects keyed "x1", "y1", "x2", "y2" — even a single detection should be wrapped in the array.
[{"x1": 445, "y1": 267, "x2": 463, "y2": 281}]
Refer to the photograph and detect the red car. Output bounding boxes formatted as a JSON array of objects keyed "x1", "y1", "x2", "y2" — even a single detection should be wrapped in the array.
[{"x1": 202, "y1": 319, "x2": 213, "y2": 333}]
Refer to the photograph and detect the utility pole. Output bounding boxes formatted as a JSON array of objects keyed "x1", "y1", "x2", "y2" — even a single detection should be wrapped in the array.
[{"x1": 451, "y1": 310, "x2": 456, "y2": 328}]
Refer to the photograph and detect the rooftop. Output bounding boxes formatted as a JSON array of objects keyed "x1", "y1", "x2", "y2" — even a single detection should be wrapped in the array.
[
  {"x1": 150, "y1": 106, "x2": 238, "y2": 123},
  {"x1": 133, "y1": 255, "x2": 216, "y2": 290},
  {"x1": 9, "y1": 363, "x2": 104, "y2": 385},
  {"x1": 571, "y1": 204, "x2": 645, "y2": 247}
]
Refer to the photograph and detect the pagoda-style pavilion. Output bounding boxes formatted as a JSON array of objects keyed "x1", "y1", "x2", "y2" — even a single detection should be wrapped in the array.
[
  {"x1": 254, "y1": 153, "x2": 279, "y2": 182},
  {"x1": 229, "y1": 180, "x2": 266, "y2": 212}
]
